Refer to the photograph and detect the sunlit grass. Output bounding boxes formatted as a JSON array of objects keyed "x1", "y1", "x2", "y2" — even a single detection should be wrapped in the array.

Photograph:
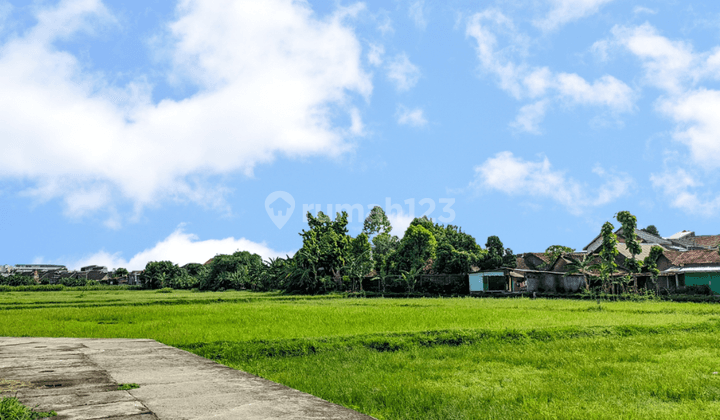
[{"x1": 2, "y1": 291, "x2": 720, "y2": 418}]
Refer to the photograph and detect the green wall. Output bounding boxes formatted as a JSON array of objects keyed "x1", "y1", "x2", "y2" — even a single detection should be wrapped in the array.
[{"x1": 684, "y1": 272, "x2": 720, "y2": 295}]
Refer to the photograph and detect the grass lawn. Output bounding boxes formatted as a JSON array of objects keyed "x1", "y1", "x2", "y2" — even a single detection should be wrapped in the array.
[{"x1": 1, "y1": 290, "x2": 720, "y2": 419}]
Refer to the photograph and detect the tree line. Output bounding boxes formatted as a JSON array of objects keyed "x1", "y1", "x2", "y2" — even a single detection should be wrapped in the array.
[{"x1": 138, "y1": 207, "x2": 516, "y2": 294}]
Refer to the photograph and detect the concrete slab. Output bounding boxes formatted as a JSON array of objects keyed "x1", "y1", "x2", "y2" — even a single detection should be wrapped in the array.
[{"x1": 1, "y1": 337, "x2": 375, "y2": 420}]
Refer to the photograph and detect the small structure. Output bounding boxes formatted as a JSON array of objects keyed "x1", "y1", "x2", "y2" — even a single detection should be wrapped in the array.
[{"x1": 469, "y1": 269, "x2": 519, "y2": 293}]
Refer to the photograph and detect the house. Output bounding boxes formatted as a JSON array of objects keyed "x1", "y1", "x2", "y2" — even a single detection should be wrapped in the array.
[
  {"x1": 128, "y1": 271, "x2": 143, "y2": 286},
  {"x1": 661, "y1": 249, "x2": 720, "y2": 294}
]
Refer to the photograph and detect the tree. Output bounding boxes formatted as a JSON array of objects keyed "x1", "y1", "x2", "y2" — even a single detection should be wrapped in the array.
[
  {"x1": 564, "y1": 256, "x2": 596, "y2": 291},
  {"x1": 142, "y1": 261, "x2": 183, "y2": 289},
  {"x1": 389, "y1": 224, "x2": 437, "y2": 273},
  {"x1": 616, "y1": 211, "x2": 642, "y2": 293},
  {"x1": 481, "y1": 236, "x2": 516, "y2": 270},
  {"x1": 363, "y1": 206, "x2": 392, "y2": 238},
  {"x1": 372, "y1": 232, "x2": 399, "y2": 272},
  {"x1": 114, "y1": 268, "x2": 129, "y2": 278},
  {"x1": 345, "y1": 233, "x2": 373, "y2": 291},
  {"x1": 0, "y1": 274, "x2": 35, "y2": 286},
  {"x1": 598, "y1": 222, "x2": 619, "y2": 293},
  {"x1": 643, "y1": 245, "x2": 664, "y2": 291},
  {"x1": 543, "y1": 245, "x2": 575, "y2": 268},
  {"x1": 642, "y1": 225, "x2": 660, "y2": 237},
  {"x1": 200, "y1": 251, "x2": 265, "y2": 291}
]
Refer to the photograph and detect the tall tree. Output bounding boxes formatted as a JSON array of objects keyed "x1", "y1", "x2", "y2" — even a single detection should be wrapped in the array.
[
  {"x1": 598, "y1": 222, "x2": 619, "y2": 293},
  {"x1": 345, "y1": 233, "x2": 373, "y2": 291},
  {"x1": 389, "y1": 224, "x2": 437, "y2": 273},
  {"x1": 643, "y1": 245, "x2": 664, "y2": 291},
  {"x1": 481, "y1": 236, "x2": 516, "y2": 270},
  {"x1": 363, "y1": 206, "x2": 392, "y2": 238},
  {"x1": 616, "y1": 211, "x2": 642, "y2": 293}
]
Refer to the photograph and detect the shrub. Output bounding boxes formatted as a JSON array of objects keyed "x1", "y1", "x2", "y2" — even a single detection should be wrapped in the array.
[
  {"x1": 0, "y1": 396, "x2": 56, "y2": 419},
  {"x1": 0, "y1": 274, "x2": 36, "y2": 286}
]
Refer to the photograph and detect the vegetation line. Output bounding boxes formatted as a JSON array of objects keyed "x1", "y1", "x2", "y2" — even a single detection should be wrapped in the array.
[{"x1": 180, "y1": 320, "x2": 720, "y2": 363}]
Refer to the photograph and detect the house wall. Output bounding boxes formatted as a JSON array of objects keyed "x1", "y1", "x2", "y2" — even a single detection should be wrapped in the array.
[
  {"x1": 525, "y1": 273, "x2": 585, "y2": 293},
  {"x1": 684, "y1": 272, "x2": 720, "y2": 295}
]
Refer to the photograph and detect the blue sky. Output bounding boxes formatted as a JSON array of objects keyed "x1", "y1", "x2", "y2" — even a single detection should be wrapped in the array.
[{"x1": 2, "y1": 0, "x2": 720, "y2": 270}]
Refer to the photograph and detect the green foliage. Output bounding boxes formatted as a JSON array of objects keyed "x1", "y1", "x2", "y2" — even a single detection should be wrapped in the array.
[
  {"x1": 371, "y1": 232, "x2": 399, "y2": 272},
  {"x1": 543, "y1": 245, "x2": 575, "y2": 266},
  {"x1": 182, "y1": 263, "x2": 205, "y2": 277},
  {"x1": 141, "y1": 261, "x2": 184, "y2": 290},
  {"x1": 564, "y1": 256, "x2": 595, "y2": 291},
  {"x1": 0, "y1": 396, "x2": 56, "y2": 419},
  {"x1": 598, "y1": 222, "x2": 619, "y2": 292},
  {"x1": 362, "y1": 206, "x2": 392, "y2": 238},
  {"x1": 200, "y1": 251, "x2": 264, "y2": 291},
  {"x1": 480, "y1": 236, "x2": 515, "y2": 270},
  {"x1": 345, "y1": 233, "x2": 373, "y2": 291},
  {"x1": 117, "y1": 383, "x2": 140, "y2": 390},
  {"x1": 389, "y1": 224, "x2": 437, "y2": 273},
  {"x1": 643, "y1": 245, "x2": 665, "y2": 281},
  {"x1": 616, "y1": 211, "x2": 643, "y2": 274},
  {"x1": 114, "y1": 267, "x2": 129, "y2": 278},
  {"x1": 643, "y1": 225, "x2": 660, "y2": 237},
  {"x1": 0, "y1": 274, "x2": 35, "y2": 286}
]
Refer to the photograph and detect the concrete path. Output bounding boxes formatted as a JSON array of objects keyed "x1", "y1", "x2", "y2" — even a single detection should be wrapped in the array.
[{"x1": 0, "y1": 337, "x2": 375, "y2": 420}]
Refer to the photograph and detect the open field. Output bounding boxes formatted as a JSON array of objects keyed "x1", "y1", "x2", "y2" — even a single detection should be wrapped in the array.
[{"x1": 1, "y1": 290, "x2": 720, "y2": 419}]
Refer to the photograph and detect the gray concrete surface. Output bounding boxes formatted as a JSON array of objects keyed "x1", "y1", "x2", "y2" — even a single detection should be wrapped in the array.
[{"x1": 0, "y1": 337, "x2": 375, "y2": 420}]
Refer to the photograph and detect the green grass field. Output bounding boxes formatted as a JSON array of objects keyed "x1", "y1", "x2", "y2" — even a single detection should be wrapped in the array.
[{"x1": 1, "y1": 290, "x2": 720, "y2": 419}]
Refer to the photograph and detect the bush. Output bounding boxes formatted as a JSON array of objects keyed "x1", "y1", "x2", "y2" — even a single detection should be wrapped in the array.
[
  {"x1": 0, "y1": 396, "x2": 56, "y2": 419},
  {"x1": 0, "y1": 274, "x2": 36, "y2": 286}
]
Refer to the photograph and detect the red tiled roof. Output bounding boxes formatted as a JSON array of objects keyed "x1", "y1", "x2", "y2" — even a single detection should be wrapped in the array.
[
  {"x1": 693, "y1": 235, "x2": 720, "y2": 248},
  {"x1": 665, "y1": 249, "x2": 720, "y2": 265}
]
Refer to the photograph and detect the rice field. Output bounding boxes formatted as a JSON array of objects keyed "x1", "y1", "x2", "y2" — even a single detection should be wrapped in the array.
[{"x1": 1, "y1": 290, "x2": 719, "y2": 419}]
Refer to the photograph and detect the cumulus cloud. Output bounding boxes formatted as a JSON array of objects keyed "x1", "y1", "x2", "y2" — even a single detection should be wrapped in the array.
[
  {"x1": 466, "y1": 10, "x2": 633, "y2": 132},
  {"x1": 470, "y1": 151, "x2": 632, "y2": 215},
  {"x1": 511, "y1": 100, "x2": 549, "y2": 134},
  {"x1": 67, "y1": 226, "x2": 290, "y2": 271},
  {"x1": 609, "y1": 24, "x2": 720, "y2": 173},
  {"x1": 387, "y1": 209, "x2": 414, "y2": 238},
  {"x1": 0, "y1": 0, "x2": 371, "y2": 223},
  {"x1": 386, "y1": 53, "x2": 421, "y2": 91},
  {"x1": 396, "y1": 105, "x2": 427, "y2": 127},
  {"x1": 650, "y1": 169, "x2": 720, "y2": 216},
  {"x1": 534, "y1": 0, "x2": 615, "y2": 32}
]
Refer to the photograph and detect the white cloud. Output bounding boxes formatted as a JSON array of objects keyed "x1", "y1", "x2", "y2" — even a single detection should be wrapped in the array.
[
  {"x1": 612, "y1": 24, "x2": 695, "y2": 94},
  {"x1": 633, "y1": 6, "x2": 657, "y2": 15},
  {"x1": 511, "y1": 100, "x2": 549, "y2": 134},
  {"x1": 367, "y1": 43, "x2": 384, "y2": 66},
  {"x1": 408, "y1": 0, "x2": 426, "y2": 30},
  {"x1": 396, "y1": 105, "x2": 427, "y2": 127},
  {"x1": 387, "y1": 209, "x2": 414, "y2": 238},
  {"x1": 0, "y1": 0, "x2": 371, "y2": 223},
  {"x1": 386, "y1": 53, "x2": 421, "y2": 91},
  {"x1": 534, "y1": 0, "x2": 615, "y2": 32},
  {"x1": 658, "y1": 89, "x2": 720, "y2": 170},
  {"x1": 466, "y1": 10, "x2": 633, "y2": 131},
  {"x1": 650, "y1": 169, "x2": 720, "y2": 216},
  {"x1": 67, "y1": 226, "x2": 291, "y2": 271},
  {"x1": 471, "y1": 151, "x2": 632, "y2": 215},
  {"x1": 611, "y1": 24, "x2": 720, "y2": 173}
]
